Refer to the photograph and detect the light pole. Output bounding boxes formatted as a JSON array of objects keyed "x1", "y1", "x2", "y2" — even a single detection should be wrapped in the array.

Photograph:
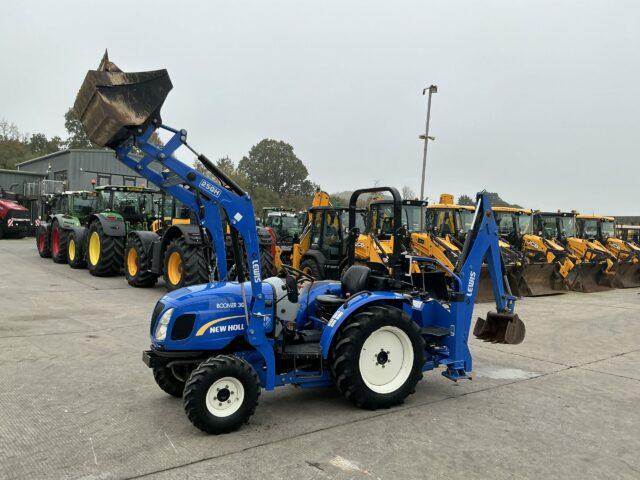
[{"x1": 419, "y1": 85, "x2": 437, "y2": 202}]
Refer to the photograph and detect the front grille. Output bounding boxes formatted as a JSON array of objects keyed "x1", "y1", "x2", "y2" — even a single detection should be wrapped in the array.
[
  {"x1": 150, "y1": 301, "x2": 165, "y2": 335},
  {"x1": 171, "y1": 314, "x2": 196, "y2": 340},
  {"x1": 9, "y1": 209, "x2": 29, "y2": 219}
]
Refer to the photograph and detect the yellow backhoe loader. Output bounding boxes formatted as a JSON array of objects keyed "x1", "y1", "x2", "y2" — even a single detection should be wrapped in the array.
[
  {"x1": 492, "y1": 207, "x2": 576, "y2": 296},
  {"x1": 576, "y1": 215, "x2": 639, "y2": 288}
]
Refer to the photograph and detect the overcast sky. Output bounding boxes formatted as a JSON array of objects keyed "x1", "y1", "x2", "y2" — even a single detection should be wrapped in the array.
[{"x1": 1, "y1": 1, "x2": 638, "y2": 214}]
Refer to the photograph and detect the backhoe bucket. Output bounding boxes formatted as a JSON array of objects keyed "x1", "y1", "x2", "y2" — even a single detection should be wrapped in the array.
[
  {"x1": 613, "y1": 262, "x2": 640, "y2": 288},
  {"x1": 74, "y1": 52, "x2": 172, "y2": 148},
  {"x1": 473, "y1": 312, "x2": 526, "y2": 345},
  {"x1": 569, "y1": 262, "x2": 612, "y2": 293},
  {"x1": 516, "y1": 263, "x2": 567, "y2": 297}
]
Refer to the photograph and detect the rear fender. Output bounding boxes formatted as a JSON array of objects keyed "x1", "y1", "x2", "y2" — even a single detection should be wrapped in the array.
[{"x1": 319, "y1": 291, "x2": 410, "y2": 359}]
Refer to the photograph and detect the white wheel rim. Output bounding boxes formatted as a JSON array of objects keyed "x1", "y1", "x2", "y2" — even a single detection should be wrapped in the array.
[
  {"x1": 205, "y1": 376, "x2": 245, "y2": 418},
  {"x1": 358, "y1": 326, "x2": 414, "y2": 394}
]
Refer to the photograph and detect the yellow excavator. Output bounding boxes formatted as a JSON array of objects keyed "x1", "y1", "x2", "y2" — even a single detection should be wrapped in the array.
[
  {"x1": 575, "y1": 215, "x2": 639, "y2": 288},
  {"x1": 492, "y1": 207, "x2": 577, "y2": 296}
]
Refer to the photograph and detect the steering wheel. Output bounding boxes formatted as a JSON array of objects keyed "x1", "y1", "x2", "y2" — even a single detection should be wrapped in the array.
[{"x1": 280, "y1": 263, "x2": 315, "y2": 283}]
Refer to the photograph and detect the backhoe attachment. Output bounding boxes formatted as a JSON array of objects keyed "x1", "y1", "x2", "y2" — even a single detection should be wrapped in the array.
[{"x1": 474, "y1": 312, "x2": 526, "y2": 345}]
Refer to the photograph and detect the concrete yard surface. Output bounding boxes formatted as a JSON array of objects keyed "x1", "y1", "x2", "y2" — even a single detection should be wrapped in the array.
[{"x1": 0, "y1": 237, "x2": 639, "y2": 480}]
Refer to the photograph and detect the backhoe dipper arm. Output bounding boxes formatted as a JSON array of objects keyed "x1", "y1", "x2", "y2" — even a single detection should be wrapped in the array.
[{"x1": 455, "y1": 192, "x2": 515, "y2": 313}]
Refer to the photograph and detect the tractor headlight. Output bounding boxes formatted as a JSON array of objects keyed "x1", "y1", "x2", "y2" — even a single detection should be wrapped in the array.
[{"x1": 155, "y1": 308, "x2": 174, "y2": 341}]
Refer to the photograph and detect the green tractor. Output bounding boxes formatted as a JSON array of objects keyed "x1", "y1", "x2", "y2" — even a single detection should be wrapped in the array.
[
  {"x1": 66, "y1": 185, "x2": 158, "y2": 275},
  {"x1": 261, "y1": 207, "x2": 301, "y2": 264},
  {"x1": 35, "y1": 191, "x2": 97, "y2": 263}
]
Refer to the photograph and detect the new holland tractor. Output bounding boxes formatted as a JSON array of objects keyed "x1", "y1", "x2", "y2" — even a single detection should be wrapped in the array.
[
  {"x1": 492, "y1": 207, "x2": 577, "y2": 296},
  {"x1": 75, "y1": 54, "x2": 526, "y2": 434},
  {"x1": 35, "y1": 190, "x2": 97, "y2": 263},
  {"x1": 576, "y1": 215, "x2": 638, "y2": 288}
]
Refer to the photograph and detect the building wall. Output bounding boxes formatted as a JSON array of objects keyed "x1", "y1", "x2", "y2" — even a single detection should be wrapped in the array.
[
  {"x1": 0, "y1": 169, "x2": 46, "y2": 194},
  {"x1": 17, "y1": 150, "x2": 154, "y2": 191}
]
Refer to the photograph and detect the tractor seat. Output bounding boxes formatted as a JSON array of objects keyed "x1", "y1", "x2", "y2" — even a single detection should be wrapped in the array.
[{"x1": 315, "y1": 265, "x2": 371, "y2": 320}]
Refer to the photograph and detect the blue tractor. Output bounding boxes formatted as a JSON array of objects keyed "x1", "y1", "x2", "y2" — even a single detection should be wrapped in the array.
[{"x1": 75, "y1": 54, "x2": 526, "y2": 434}]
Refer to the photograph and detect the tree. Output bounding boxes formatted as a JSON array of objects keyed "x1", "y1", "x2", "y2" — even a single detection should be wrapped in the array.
[
  {"x1": 402, "y1": 185, "x2": 416, "y2": 200},
  {"x1": 238, "y1": 139, "x2": 315, "y2": 196},
  {"x1": 64, "y1": 108, "x2": 98, "y2": 149},
  {"x1": 457, "y1": 194, "x2": 475, "y2": 206},
  {"x1": 28, "y1": 133, "x2": 63, "y2": 157}
]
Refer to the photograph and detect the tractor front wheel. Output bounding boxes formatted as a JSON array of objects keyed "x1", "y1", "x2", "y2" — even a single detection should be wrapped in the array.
[
  {"x1": 87, "y1": 221, "x2": 124, "y2": 276},
  {"x1": 36, "y1": 226, "x2": 51, "y2": 258},
  {"x1": 153, "y1": 365, "x2": 187, "y2": 398},
  {"x1": 183, "y1": 355, "x2": 260, "y2": 434},
  {"x1": 163, "y1": 237, "x2": 208, "y2": 291},
  {"x1": 51, "y1": 221, "x2": 69, "y2": 264},
  {"x1": 330, "y1": 305, "x2": 425, "y2": 409},
  {"x1": 125, "y1": 236, "x2": 158, "y2": 287},
  {"x1": 67, "y1": 231, "x2": 86, "y2": 269}
]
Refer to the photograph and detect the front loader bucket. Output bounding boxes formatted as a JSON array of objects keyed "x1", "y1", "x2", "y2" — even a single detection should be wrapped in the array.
[
  {"x1": 74, "y1": 52, "x2": 173, "y2": 148},
  {"x1": 475, "y1": 264, "x2": 521, "y2": 302},
  {"x1": 516, "y1": 263, "x2": 567, "y2": 297},
  {"x1": 473, "y1": 312, "x2": 525, "y2": 345},
  {"x1": 569, "y1": 262, "x2": 613, "y2": 293},
  {"x1": 613, "y1": 262, "x2": 640, "y2": 288}
]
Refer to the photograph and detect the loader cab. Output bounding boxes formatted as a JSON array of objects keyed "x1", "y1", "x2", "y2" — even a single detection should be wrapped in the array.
[
  {"x1": 576, "y1": 215, "x2": 616, "y2": 243},
  {"x1": 425, "y1": 203, "x2": 475, "y2": 245},
  {"x1": 616, "y1": 225, "x2": 640, "y2": 245},
  {"x1": 492, "y1": 207, "x2": 532, "y2": 246},
  {"x1": 533, "y1": 212, "x2": 576, "y2": 243},
  {"x1": 368, "y1": 199, "x2": 427, "y2": 238}
]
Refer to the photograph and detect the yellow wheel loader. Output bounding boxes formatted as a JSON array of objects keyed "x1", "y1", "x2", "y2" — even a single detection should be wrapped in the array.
[
  {"x1": 492, "y1": 207, "x2": 576, "y2": 296},
  {"x1": 576, "y1": 215, "x2": 639, "y2": 288}
]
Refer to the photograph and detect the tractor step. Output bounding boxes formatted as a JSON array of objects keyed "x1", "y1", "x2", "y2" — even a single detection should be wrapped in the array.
[
  {"x1": 279, "y1": 342, "x2": 321, "y2": 359},
  {"x1": 420, "y1": 326, "x2": 451, "y2": 337}
]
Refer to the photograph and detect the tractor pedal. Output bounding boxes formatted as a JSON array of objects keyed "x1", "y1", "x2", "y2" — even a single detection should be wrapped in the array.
[{"x1": 420, "y1": 326, "x2": 451, "y2": 337}]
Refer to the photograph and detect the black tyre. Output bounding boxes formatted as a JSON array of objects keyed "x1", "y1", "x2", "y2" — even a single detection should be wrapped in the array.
[
  {"x1": 87, "y1": 221, "x2": 124, "y2": 276},
  {"x1": 51, "y1": 221, "x2": 69, "y2": 264},
  {"x1": 0, "y1": 225, "x2": 5, "y2": 240},
  {"x1": 258, "y1": 231, "x2": 277, "y2": 276},
  {"x1": 183, "y1": 355, "x2": 261, "y2": 434},
  {"x1": 36, "y1": 226, "x2": 51, "y2": 258},
  {"x1": 67, "y1": 230, "x2": 86, "y2": 269},
  {"x1": 125, "y1": 235, "x2": 158, "y2": 287},
  {"x1": 153, "y1": 365, "x2": 186, "y2": 398},
  {"x1": 15, "y1": 231, "x2": 27, "y2": 239},
  {"x1": 300, "y1": 258, "x2": 323, "y2": 280},
  {"x1": 330, "y1": 305, "x2": 425, "y2": 409},
  {"x1": 163, "y1": 237, "x2": 208, "y2": 291}
]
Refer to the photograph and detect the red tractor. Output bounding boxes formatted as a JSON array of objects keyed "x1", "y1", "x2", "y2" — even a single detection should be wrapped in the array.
[{"x1": 0, "y1": 198, "x2": 31, "y2": 239}]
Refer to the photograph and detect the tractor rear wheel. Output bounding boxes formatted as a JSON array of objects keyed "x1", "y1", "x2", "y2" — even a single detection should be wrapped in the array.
[
  {"x1": 51, "y1": 221, "x2": 69, "y2": 264},
  {"x1": 67, "y1": 231, "x2": 86, "y2": 269},
  {"x1": 87, "y1": 221, "x2": 124, "y2": 276},
  {"x1": 183, "y1": 355, "x2": 260, "y2": 434},
  {"x1": 300, "y1": 258, "x2": 322, "y2": 280},
  {"x1": 36, "y1": 226, "x2": 51, "y2": 258},
  {"x1": 330, "y1": 305, "x2": 425, "y2": 409},
  {"x1": 163, "y1": 237, "x2": 208, "y2": 291},
  {"x1": 125, "y1": 236, "x2": 158, "y2": 287},
  {"x1": 153, "y1": 365, "x2": 187, "y2": 398}
]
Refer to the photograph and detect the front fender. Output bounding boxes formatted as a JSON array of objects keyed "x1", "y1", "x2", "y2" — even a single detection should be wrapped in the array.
[
  {"x1": 161, "y1": 224, "x2": 202, "y2": 248},
  {"x1": 319, "y1": 291, "x2": 410, "y2": 359},
  {"x1": 52, "y1": 213, "x2": 80, "y2": 230},
  {"x1": 91, "y1": 213, "x2": 126, "y2": 237}
]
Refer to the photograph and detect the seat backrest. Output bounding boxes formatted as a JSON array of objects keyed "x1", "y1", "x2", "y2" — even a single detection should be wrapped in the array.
[{"x1": 341, "y1": 265, "x2": 371, "y2": 296}]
